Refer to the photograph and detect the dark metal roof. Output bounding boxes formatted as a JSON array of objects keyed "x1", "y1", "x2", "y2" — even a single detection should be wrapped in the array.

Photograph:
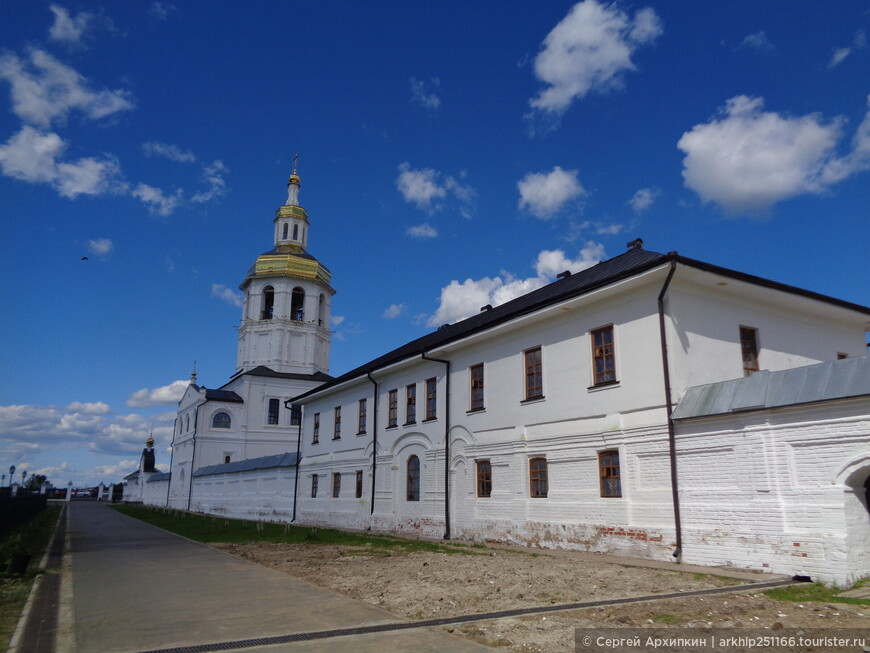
[
  {"x1": 192, "y1": 452, "x2": 300, "y2": 478},
  {"x1": 672, "y1": 356, "x2": 870, "y2": 420},
  {"x1": 204, "y1": 389, "x2": 244, "y2": 403},
  {"x1": 146, "y1": 472, "x2": 171, "y2": 482},
  {"x1": 292, "y1": 246, "x2": 870, "y2": 403},
  {"x1": 227, "y1": 366, "x2": 334, "y2": 384}
]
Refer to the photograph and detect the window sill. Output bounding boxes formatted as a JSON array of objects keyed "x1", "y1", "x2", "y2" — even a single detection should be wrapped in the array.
[
  {"x1": 356, "y1": 431, "x2": 367, "y2": 437},
  {"x1": 386, "y1": 425, "x2": 398, "y2": 430},
  {"x1": 331, "y1": 436, "x2": 341, "y2": 441},
  {"x1": 521, "y1": 395, "x2": 545, "y2": 404},
  {"x1": 467, "y1": 407, "x2": 485, "y2": 415},
  {"x1": 422, "y1": 417, "x2": 438, "y2": 423},
  {"x1": 587, "y1": 381, "x2": 619, "y2": 392},
  {"x1": 403, "y1": 421, "x2": 416, "y2": 427}
]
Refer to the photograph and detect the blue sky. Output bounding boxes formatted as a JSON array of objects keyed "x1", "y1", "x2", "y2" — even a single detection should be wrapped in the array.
[{"x1": 1, "y1": 1, "x2": 868, "y2": 488}]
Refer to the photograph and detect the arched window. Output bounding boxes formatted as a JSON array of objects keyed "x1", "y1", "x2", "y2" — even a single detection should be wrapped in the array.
[
  {"x1": 185, "y1": 414, "x2": 190, "y2": 432},
  {"x1": 212, "y1": 412, "x2": 231, "y2": 429},
  {"x1": 407, "y1": 455, "x2": 420, "y2": 501},
  {"x1": 293, "y1": 224, "x2": 299, "y2": 240},
  {"x1": 291, "y1": 287, "x2": 305, "y2": 321},
  {"x1": 282, "y1": 223, "x2": 288, "y2": 239},
  {"x1": 261, "y1": 286, "x2": 274, "y2": 320},
  {"x1": 318, "y1": 293, "x2": 326, "y2": 326},
  {"x1": 224, "y1": 455, "x2": 231, "y2": 464}
]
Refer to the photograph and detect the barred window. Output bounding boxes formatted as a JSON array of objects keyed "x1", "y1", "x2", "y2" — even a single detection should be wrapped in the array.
[
  {"x1": 599, "y1": 450, "x2": 621, "y2": 498},
  {"x1": 311, "y1": 474, "x2": 318, "y2": 498},
  {"x1": 476, "y1": 460, "x2": 492, "y2": 498},
  {"x1": 529, "y1": 457, "x2": 548, "y2": 498},
  {"x1": 355, "y1": 470, "x2": 363, "y2": 498},
  {"x1": 407, "y1": 455, "x2": 420, "y2": 501}
]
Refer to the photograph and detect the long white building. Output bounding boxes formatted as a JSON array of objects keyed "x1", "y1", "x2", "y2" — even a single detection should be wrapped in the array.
[{"x1": 146, "y1": 170, "x2": 870, "y2": 586}]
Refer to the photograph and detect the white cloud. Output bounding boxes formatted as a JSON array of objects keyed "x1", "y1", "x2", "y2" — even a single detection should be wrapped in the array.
[
  {"x1": 595, "y1": 223, "x2": 623, "y2": 235},
  {"x1": 678, "y1": 95, "x2": 870, "y2": 214},
  {"x1": 517, "y1": 166, "x2": 586, "y2": 219},
  {"x1": 0, "y1": 127, "x2": 125, "y2": 198},
  {"x1": 331, "y1": 315, "x2": 345, "y2": 327},
  {"x1": 407, "y1": 223, "x2": 438, "y2": 239},
  {"x1": 48, "y1": 5, "x2": 94, "y2": 46},
  {"x1": 409, "y1": 77, "x2": 441, "y2": 110},
  {"x1": 211, "y1": 283, "x2": 243, "y2": 307},
  {"x1": 132, "y1": 183, "x2": 183, "y2": 216},
  {"x1": 87, "y1": 238, "x2": 113, "y2": 256},
  {"x1": 148, "y1": 2, "x2": 176, "y2": 21},
  {"x1": 829, "y1": 30, "x2": 866, "y2": 68},
  {"x1": 142, "y1": 141, "x2": 196, "y2": 163},
  {"x1": 126, "y1": 380, "x2": 189, "y2": 408},
  {"x1": 383, "y1": 303, "x2": 405, "y2": 319},
  {"x1": 427, "y1": 243, "x2": 605, "y2": 326},
  {"x1": 628, "y1": 187, "x2": 658, "y2": 212},
  {"x1": 528, "y1": 0, "x2": 662, "y2": 115},
  {"x1": 396, "y1": 162, "x2": 476, "y2": 215},
  {"x1": 64, "y1": 401, "x2": 111, "y2": 415},
  {"x1": 739, "y1": 31, "x2": 775, "y2": 53},
  {"x1": 0, "y1": 48, "x2": 133, "y2": 128},
  {"x1": 191, "y1": 160, "x2": 228, "y2": 203}
]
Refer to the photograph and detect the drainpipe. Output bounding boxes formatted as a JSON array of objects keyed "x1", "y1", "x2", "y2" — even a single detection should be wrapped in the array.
[
  {"x1": 422, "y1": 353, "x2": 451, "y2": 540},
  {"x1": 658, "y1": 253, "x2": 682, "y2": 560},
  {"x1": 166, "y1": 418, "x2": 177, "y2": 507},
  {"x1": 285, "y1": 401, "x2": 303, "y2": 522},
  {"x1": 366, "y1": 372, "x2": 379, "y2": 524},
  {"x1": 186, "y1": 404, "x2": 199, "y2": 512}
]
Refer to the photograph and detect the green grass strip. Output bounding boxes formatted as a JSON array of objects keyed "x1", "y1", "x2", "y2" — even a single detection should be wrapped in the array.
[{"x1": 763, "y1": 578, "x2": 870, "y2": 606}]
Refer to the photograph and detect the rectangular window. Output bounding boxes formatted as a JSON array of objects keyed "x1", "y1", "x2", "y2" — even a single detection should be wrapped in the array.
[
  {"x1": 591, "y1": 326, "x2": 616, "y2": 386},
  {"x1": 332, "y1": 472, "x2": 341, "y2": 498},
  {"x1": 529, "y1": 457, "x2": 548, "y2": 498},
  {"x1": 740, "y1": 326, "x2": 759, "y2": 376},
  {"x1": 311, "y1": 474, "x2": 318, "y2": 498},
  {"x1": 333, "y1": 406, "x2": 341, "y2": 439},
  {"x1": 476, "y1": 460, "x2": 492, "y2": 498},
  {"x1": 388, "y1": 389, "x2": 398, "y2": 427},
  {"x1": 355, "y1": 470, "x2": 363, "y2": 498},
  {"x1": 357, "y1": 398, "x2": 367, "y2": 434},
  {"x1": 405, "y1": 384, "x2": 417, "y2": 424},
  {"x1": 425, "y1": 378, "x2": 437, "y2": 420},
  {"x1": 599, "y1": 450, "x2": 621, "y2": 498},
  {"x1": 524, "y1": 347, "x2": 543, "y2": 400},
  {"x1": 267, "y1": 398, "x2": 280, "y2": 425},
  {"x1": 289, "y1": 403, "x2": 301, "y2": 426},
  {"x1": 312, "y1": 413, "x2": 320, "y2": 444},
  {"x1": 470, "y1": 364, "x2": 484, "y2": 411}
]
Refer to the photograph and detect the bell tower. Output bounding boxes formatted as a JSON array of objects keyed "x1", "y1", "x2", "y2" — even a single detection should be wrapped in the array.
[{"x1": 236, "y1": 159, "x2": 335, "y2": 375}]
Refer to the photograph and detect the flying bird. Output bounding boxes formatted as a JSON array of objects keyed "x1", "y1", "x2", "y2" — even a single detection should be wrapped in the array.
[{"x1": 81, "y1": 256, "x2": 89, "y2": 261}]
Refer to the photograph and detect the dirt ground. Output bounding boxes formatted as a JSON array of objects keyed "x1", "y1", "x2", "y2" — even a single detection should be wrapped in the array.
[{"x1": 213, "y1": 541, "x2": 869, "y2": 652}]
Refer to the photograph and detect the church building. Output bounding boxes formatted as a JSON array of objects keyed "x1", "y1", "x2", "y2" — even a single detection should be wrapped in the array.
[
  {"x1": 141, "y1": 167, "x2": 869, "y2": 586},
  {"x1": 166, "y1": 165, "x2": 334, "y2": 509}
]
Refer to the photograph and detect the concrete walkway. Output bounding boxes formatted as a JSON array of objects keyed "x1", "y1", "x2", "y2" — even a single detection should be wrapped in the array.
[{"x1": 66, "y1": 502, "x2": 490, "y2": 652}]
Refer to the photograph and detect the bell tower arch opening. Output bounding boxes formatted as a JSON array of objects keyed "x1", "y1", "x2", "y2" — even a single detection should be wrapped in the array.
[
  {"x1": 261, "y1": 286, "x2": 275, "y2": 320},
  {"x1": 291, "y1": 287, "x2": 305, "y2": 321}
]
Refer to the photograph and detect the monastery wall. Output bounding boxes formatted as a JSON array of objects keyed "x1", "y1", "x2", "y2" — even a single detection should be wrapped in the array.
[{"x1": 187, "y1": 467, "x2": 298, "y2": 522}]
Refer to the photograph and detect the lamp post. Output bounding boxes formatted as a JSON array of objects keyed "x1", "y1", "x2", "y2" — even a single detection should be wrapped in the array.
[
  {"x1": 21, "y1": 470, "x2": 27, "y2": 487},
  {"x1": 9, "y1": 465, "x2": 15, "y2": 485}
]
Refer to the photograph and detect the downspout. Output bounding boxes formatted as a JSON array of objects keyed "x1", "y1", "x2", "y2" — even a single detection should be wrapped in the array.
[
  {"x1": 166, "y1": 418, "x2": 177, "y2": 507},
  {"x1": 422, "y1": 353, "x2": 451, "y2": 540},
  {"x1": 658, "y1": 253, "x2": 682, "y2": 560},
  {"x1": 285, "y1": 401, "x2": 303, "y2": 522},
  {"x1": 186, "y1": 404, "x2": 199, "y2": 511},
  {"x1": 366, "y1": 371, "x2": 379, "y2": 524}
]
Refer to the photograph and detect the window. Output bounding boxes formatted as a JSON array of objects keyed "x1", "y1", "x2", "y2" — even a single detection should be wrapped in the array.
[
  {"x1": 405, "y1": 384, "x2": 416, "y2": 424},
  {"x1": 289, "y1": 404, "x2": 301, "y2": 426},
  {"x1": 355, "y1": 470, "x2": 363, "y2": 498},
  {"x1": 524, "y1": 347, "x2": 543, "y2": 400},
  {"x1": 267, "y1": 398, "x2": 280, "y2": 425},
  {"x1": 425, "y1": 378, "x2": 437, "y2": 420},
  {"x1": 332, "y1": 473, "x2": 341, "y2": 498},
  {"x1": 212, "y1": 412, "x2": 231, "y2": 429},
  {"x1": 529, "y1": 457, "x2": 548, "y2": 498},
  {"x1": 282, "y1": 223, "x2": 288, "y2": 239},
  {"x1": 333, "y1": 406, "x2": 341, "y2": 439},
  {"x1": 470, "y1": 364, "x2": 484, "y2": 411},
  {"x1": 407, "y1": 455, "x2": 420, "y2": 501},
  {"x1": 740, "y1": 326, "x2": 759, "y2": 376},
  {"x1": 358, "y1": 398, "x2": 367, "y2": 434},
  {"x1": 388, "y1": 389, "x2": 398, "y2": 427},
  {"x1": 311, "y1": 474, "x2": 318, "y2": 498},
  {"x1": 837, "y1": 352, "x2": 848, "y2": 360},
  {"x1": 185, "y1": 414, "x2": 189, "y2": 431},
  {"x1": 476, "y1": 460, "x2": 492, "y2": 498},
  {"x1": 261, "y1": 286, "x2": 274, "y2": 320},
  {"x1": 291, "y1": 287, "x2": 305, "y2": 321},
  {"x1": 224, "y1": 455, "x2": 231, "y2": 464},
  {"x1": 293, "y1": 223, "x2": 299, "y2": 240},
  {"x1": 312, "y1": 413, "x2": 320, "y2": 444},
  {"x1": 599, "y1": 450, "x2": 621, "y2": 498},
  {"x1": 591, "y1": 326, "x2": 616, "y2": 386}
]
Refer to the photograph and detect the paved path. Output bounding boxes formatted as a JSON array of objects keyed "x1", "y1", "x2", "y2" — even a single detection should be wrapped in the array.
[{"x1": 66, "y1": 502, "x2": 490, "y2": 652}]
